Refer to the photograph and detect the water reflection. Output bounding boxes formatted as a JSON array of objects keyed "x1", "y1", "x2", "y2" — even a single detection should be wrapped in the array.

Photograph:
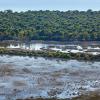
[{"x1": 0, "y1": 41, "x2": 100, "y2": 55}]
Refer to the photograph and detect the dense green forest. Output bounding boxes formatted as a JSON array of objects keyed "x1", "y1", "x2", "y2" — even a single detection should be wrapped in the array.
[{"x1": 0, "y1": 10, "x2": 100, "y2": 41}]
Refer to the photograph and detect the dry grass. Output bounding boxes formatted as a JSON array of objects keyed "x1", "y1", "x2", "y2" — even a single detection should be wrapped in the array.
[
  {"x1": 72, "y1": 91, "x2": 100, "y2": 100},
  {"x1": 17, "y1": 91, "x2": 100, "y2": 100}
]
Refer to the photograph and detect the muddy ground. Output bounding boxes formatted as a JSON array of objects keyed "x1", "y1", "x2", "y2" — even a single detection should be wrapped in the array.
[{"x1": 0, "y1": 55, "x2": 100, "y2": 100}]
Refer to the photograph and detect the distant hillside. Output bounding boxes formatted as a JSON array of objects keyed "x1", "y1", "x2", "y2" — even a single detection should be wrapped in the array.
[{"x1": 0, "y1": 10, "x2": 100, "y2": 41}]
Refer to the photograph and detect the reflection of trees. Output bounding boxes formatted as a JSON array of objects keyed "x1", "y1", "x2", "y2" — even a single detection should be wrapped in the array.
[{"x1": 0, "y1": 42, "x2": 10, "y2": 48}]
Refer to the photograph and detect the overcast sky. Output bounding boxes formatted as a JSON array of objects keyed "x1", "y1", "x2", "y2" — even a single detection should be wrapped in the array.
[{"x1": 0, "y1": 0, "x2": 100, "y2": 11}]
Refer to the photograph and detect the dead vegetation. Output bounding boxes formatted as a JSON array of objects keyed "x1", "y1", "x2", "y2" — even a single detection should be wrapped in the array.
[
  {"x1": 17, "y1": 91, "x2": 100, "y2": 100},
  {"x1": 72, "y1": 91, "x2": 100, "y2": 100}
]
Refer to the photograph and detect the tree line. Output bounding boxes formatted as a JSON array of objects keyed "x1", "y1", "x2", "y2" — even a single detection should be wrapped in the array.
[{"x1": 0, "y1": 10, "x2": 100, "y2": 41}]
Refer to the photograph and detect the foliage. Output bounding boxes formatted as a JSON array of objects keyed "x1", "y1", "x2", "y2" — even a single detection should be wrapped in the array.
[
  {"x1": 0, "y1": 48, "x2": 99, "y2": 60},
  {"x1": 0, "y1": 10, "x2": 100, "y2": 41}
]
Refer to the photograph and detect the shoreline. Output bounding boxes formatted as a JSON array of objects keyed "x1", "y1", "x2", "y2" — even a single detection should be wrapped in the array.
[{"x1": 0, "y1": 48, "x2": 99, "y2": 61}]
